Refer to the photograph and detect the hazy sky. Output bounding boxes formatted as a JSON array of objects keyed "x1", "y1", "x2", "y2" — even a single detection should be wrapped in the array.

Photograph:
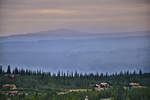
[{"x1": 0, "y1": 0, "x2": 150, "y2": 36}]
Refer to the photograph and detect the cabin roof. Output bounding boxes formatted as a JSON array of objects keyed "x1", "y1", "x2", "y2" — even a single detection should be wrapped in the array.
[
  {"x1": 129, "y1": 83, "x2": 139, "y2": 86},
  {"x1": 3, "y1": 84, "x2": 16, "y2": 88},
  {"x1": 100, "y1": 82, "x2": 109, "y2": 85}
]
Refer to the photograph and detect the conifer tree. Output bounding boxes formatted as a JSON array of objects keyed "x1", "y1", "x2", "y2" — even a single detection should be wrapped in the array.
[
  {"x1": 0, "y1": 65, "x2": 2, "y2": 74},
  {"x1": 7, "y1": 65, "x2": 11, "y2": 74}
]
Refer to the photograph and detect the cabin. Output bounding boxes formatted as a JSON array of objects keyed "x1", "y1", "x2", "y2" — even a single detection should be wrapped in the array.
[
  {"x1": 8, "y1": 91, "x2": 18, "y2": 96},
  {"x1": 94, "y1": 84, "x2": 100, "y2": 88},
  {"x1": 100, "y1": 82, "x2": 109, "y2": 88},
  {"x1": 9, "y1": 74, "x2": 15, "y2": 78},
  {"x1": 2, "y1": 84, "x2": 16, "y2": 90},
  {"x1": 94, "y1": 82, "x2": 110, "y2": 90},
  {"x1": 4, "y1": 74, "x2": 15, "y2": 79},
  {"x1": 128, "y1": 83, "x2": 140, "y2": 88},
  {"x1": 128, "y1": 83, "x2": 146, "y2": 88}
]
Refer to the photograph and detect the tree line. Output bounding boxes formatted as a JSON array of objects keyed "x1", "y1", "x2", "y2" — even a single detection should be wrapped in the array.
[{"x1": 0, "y1": 65, "x2": 144, "y2": 78}]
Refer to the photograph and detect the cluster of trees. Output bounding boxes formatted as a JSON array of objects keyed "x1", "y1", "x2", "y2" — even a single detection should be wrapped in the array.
[{"x1": 0, "y1": 65, "x2": 150, "y2": 89}]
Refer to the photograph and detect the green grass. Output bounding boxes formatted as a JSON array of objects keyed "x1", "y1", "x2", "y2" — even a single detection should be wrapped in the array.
[{"x1": 101, "y1": 97, "x2": 113, "y2": 100}]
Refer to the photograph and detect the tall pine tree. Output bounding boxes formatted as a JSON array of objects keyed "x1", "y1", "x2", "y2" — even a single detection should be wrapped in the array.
[{"x1": 7, "y1": 65, "x2": 11, "y2": 74}]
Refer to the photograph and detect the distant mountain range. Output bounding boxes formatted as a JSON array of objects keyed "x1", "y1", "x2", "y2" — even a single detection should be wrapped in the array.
[{"x1": 1, "y1": 29, "x2": 150, "y2": 38}]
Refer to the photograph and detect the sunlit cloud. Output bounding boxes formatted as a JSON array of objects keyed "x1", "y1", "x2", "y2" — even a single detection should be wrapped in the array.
[{"x1": 14, "y1": 9, "x2": 79, "y2": 15}]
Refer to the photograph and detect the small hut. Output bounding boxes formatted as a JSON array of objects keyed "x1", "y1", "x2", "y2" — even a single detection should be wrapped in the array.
[
  {"x1": 100, "y1": 82, "x2": 109, "y2": 88},
  {"x1": 4, "y1": 74, "x2": 15, "y2": 79},
  {"x1": 93, "y1": 82, "x2": 110, "y2": 91},
  {"x1": 8, "y1": 91, "x2": 18, "y2": 96},
  {"x1": 2, "y1": 84, "x2": 16, "y2": 89},
  {"x1": 128, "y1": 83, "x2": 140, "y2": 87}
]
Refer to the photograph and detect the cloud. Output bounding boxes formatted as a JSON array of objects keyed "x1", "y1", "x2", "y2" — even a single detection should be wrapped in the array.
[
  {"x1": 0, "y1": 0, "x2": 150, "y2": 35},
  {"x1": 13, "y1": 9, "x2": 79, "y2": 15}
]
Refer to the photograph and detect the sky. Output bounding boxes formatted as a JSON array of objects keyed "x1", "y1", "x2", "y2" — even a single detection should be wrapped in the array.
[{"x1": 0, "y1": 0, "x2": 150, "y2": 36}]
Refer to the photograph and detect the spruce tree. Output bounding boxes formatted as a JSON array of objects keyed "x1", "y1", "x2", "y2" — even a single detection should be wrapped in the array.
[
  {"x1": 7, "y1": 65, "x2": 11, "y2": 74},
  {"x1": 139, "y1": 69, "x2": 142, "y2": 75},
  {"x1": 14, "y1": 67, "x2": 19, "y2": 74},
  {"x1": 0, "y1": 65, "x2": 2, "y2": 74}
]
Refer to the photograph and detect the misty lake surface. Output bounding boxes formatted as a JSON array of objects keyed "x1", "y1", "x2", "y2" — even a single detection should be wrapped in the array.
[{"x1": 0, "y1": 35, "x2": 150, "y2": 73}]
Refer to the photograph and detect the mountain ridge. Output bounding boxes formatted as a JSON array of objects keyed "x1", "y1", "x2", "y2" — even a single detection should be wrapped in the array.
[{"x1": 1, "y1": 29, "x2": 150, "y2": 38}]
